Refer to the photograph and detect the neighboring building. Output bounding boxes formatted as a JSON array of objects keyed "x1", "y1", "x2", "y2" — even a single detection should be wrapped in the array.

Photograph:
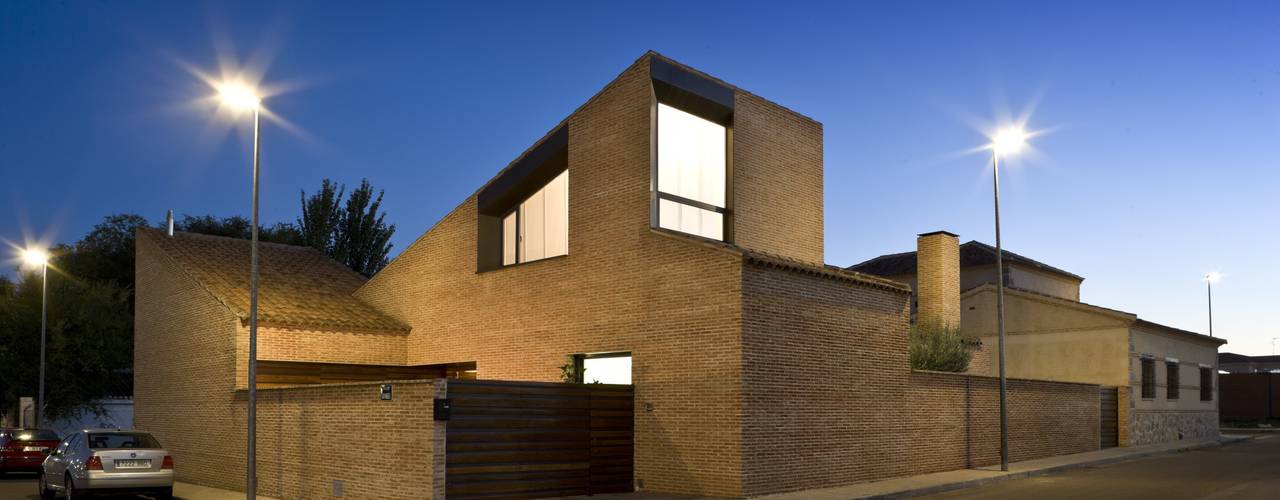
[
  {"x1": 136, "y1": 53, "x2": 1106, "y2": 499},
  {"x1": 850, "y1": 231, "x2": 1228, "y2": 446},
  {"x1": 1219, "y1": 352, "x2": 1280, "y2": 373}
]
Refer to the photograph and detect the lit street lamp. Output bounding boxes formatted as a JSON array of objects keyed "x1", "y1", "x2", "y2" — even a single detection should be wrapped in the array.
[
  {"x1": 217, "y1": 81, "x2": 263, "y2": 500},
  {"x1": 22, "y1": 248, "x2": 49, "y2": 427},
  {"x1": 991, "y1": 126, "x2": 1027, "y2": 472},
  {"x1": 1204, "y1": 272, "x2": 1220, "y2": 337}
]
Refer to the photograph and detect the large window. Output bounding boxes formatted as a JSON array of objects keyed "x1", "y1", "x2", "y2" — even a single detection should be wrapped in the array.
[
  {"x1": 1200, "y1": 367, "x2": 1213, "y2": 401},
  {"x1": 656, "y1": 103, "x2": 727, "y2": 241},
  {"x1": 1166, "y1": 361, "x2": 1180, "y2": 400},
  {"x1": 1141, "y1": 358, "x2": 1155, "y2": 399},
  {"x1": 502, "y1": 170, "x2": 568, "y2": 266}
]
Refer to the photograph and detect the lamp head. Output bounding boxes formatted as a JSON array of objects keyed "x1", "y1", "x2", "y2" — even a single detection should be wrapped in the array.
[
  {"x1": 217, "y1": 82, "x2": 260, "y2": 111},
  {"x1": 1205, "y1": 272, "x2": 1222, "y2": 283},
  {"x1": 22, "y1": 248, "x2": 48, "y2": 267},
  {"x1": 993, "y1": 127, "x2": 1027, "y2": 156}
]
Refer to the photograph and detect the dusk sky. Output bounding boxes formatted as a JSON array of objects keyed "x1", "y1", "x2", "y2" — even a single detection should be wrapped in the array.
[{"x1": 2, "y1": 1, "x2": 1276, "y2": 354}]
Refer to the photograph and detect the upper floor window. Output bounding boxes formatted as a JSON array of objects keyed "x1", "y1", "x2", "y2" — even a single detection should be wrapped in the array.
[
  {"x1": 1199, "y1": 367, "x2": 1213, "y2": 401},
  {"x1": 1140, "y1": 358, "x2": 1155, "y2": 399},
  {"x1": 503, "y1": 170, "x2": 568, "y2": 266},
  {"x1": 655, "y1": 103, "x2": 728, "y2": 241},
  {"x1": 1166, "y1": 361, "x2": 1180, "y2": 400}
]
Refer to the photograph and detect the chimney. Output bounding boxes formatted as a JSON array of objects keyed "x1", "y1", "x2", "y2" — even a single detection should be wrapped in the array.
[
  {"x1": 166, "y1": 210, "x2": 174, "y2": 237},
  {"x1": 916, "y1": 231, "x2": 961, "y2": 328}
]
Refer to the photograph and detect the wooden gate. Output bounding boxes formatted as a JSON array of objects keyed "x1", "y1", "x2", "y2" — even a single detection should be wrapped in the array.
[
  {"x1": 1100, "y1": 387, "x2": 1119, "y2": 448},
  {"x1": 444, "y1": 380, "x2": 634, "y2": 499}
]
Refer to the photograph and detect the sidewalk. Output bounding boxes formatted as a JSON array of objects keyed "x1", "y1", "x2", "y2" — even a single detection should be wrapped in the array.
[
  {"x1": 755, "y1": 434, "x2": 1252, "y2": 500},
  {"x1": 175, "y1": 482, "x2": 278, "y2": 500}
]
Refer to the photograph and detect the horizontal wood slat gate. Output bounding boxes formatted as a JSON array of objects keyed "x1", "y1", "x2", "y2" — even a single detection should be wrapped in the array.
[
  {"x1": 1100, "y1": 387, "x2": 1118, "y2": 448},
  {"x1": 445, "y1": 380, "x2": 634, "y2": 499}
]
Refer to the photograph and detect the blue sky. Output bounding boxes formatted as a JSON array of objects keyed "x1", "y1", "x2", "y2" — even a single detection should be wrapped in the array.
[{"x1": 2, "y1": 1, "x2": 1277, "y2": 354}]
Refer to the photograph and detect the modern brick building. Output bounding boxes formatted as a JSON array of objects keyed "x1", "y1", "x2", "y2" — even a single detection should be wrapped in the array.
[
  {"x1": 851, "y1": 231, "x2": 1227, "y2": 447},
  {"x1": 136, "y1": 52, "x2": 1106, "y2": 499}
]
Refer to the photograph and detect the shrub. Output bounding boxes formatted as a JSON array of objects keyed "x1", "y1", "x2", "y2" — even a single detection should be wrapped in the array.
[{"x1": 910, "y1": 318, "x2": 972, "y2": 372}]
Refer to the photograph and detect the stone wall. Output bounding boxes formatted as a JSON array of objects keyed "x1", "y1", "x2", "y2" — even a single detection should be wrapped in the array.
[{"x1": 1129, "y1": 410, "x2": 1220, "y2": 445}]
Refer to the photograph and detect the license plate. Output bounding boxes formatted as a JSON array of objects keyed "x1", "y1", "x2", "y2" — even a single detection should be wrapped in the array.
[
  {"x1": 114, "y1": 459, "x2": 151, "y2": 469},
  {"x1": 22, "y1": 446, "x2": 47, "y2": 453}
]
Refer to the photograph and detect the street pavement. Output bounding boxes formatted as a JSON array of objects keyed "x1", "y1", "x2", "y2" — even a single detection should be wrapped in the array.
[
  {"x1": 0, "y1": 474, "x2": 252, "y2": 500},
  {"x1": 924, "y1": 434, "x2": 1280, "y2": 499}
]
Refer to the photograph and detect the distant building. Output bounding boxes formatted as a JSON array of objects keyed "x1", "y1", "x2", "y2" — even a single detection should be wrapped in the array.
[
  {"x1": 851, "y1": 232, "x2": 1227, "y2": 446},
  {"x1": 1219, "y1": 352, "x2": 1280, "y2": 373}
]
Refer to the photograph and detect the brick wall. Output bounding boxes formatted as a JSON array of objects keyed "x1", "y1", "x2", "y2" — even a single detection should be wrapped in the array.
[
  {"x1": 237, "y1": 326, "x2": 408, "y2": 388},
  {"x1": 732, "y1": 91, "x2": 824, "y2": 264},
  {"x1": 355, "y1": 56, "x2": 749, "y2": 497},
  {"x1": 741, "y1": 263, "x2": 1100, "y2": 497},
  {"x1": 134, "y1": 231, "x2": 246, "y2": 492},
  {"x1": 916, "y1": 231, "x2": 961, "y2": 327},
  {"x1": 244, "y1": 380, "x2": 437, "y2": 500}
]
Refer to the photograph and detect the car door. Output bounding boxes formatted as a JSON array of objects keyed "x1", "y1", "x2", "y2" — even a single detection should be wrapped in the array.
[{"x1": 44, "y1": 435, "x2": 72, "y2": 480}]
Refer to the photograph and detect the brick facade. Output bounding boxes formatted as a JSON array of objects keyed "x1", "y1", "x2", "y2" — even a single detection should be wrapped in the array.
[
  {"x1": 136, "y1": 52, "x2": 1106, "y2": 499},
  {"x1": 134, "y1": 230, "x2": 246, "y2": 492},
  {"x1": 915, "y1": 231, "x2": 961, "y2": 327}
]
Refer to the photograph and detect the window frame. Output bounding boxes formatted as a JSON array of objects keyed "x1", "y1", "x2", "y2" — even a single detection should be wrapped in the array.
[
  {"x1": 500, "y1": 169, "x2": 568, "y2": 267},
  {"x1": 649, "y1": 58, "x2": 735, "y2": 244},
  {"x1": 1166, "y1": 361, "x2": 1180, "y2": 400},
  {"x1": 1199, "y1": 366, "x2": 1213, "y2": 401},
  {"x1": 1140, "y1": 358, "x2": 1156, "y2": 399}
]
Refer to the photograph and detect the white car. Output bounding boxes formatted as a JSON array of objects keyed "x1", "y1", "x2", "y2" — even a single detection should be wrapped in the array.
[{"x1": 40, "y1": 429, "x2": 174, "y2": 499}]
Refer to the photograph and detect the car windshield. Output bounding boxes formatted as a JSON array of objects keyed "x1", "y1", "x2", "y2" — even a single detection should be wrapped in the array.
[
  {"x1": 87, "y1": 432, "x2": 161, "y2": 449},
  {"x1": 10, "y1": 430, "x2": 60, "y2": 441}
]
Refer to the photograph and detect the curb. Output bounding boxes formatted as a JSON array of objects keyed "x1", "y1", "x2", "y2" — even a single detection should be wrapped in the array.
[{"x1": 861, "y1": 436, "x2": 1251, "y2": 499}]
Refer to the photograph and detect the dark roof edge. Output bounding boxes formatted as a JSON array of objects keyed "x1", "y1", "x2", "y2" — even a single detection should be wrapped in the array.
[
  {"x1": 1133, "y1": 319, "x2": 1227, "y2": 346},
  {"x1": 743, "y1": 251, "x2": 912, "y2": 294},
  {"x1": 918, "y1": 230, "x2": 959, "y2": 238},
  {"x1": 963, "y1": 240, "x2": 1085, "y2": 281}
]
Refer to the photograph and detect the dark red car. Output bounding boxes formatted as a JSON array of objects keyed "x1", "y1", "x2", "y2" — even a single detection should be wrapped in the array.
[{"x1": 0, "y1": 428, "x2": 61, "y2": 474}]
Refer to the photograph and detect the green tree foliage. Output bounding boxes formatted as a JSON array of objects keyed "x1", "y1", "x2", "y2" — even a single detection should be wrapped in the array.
[
  {"x1": 299, "y1": 178, "x2": 396, "y2": 277},
  {"x1": 175, "y1": 215, "x2": 303, "y2": 245},
  {"x1": 298, "y1": 179, "x2": 344, "y2": 253},
  {"x1": 909, "y1": 318, "x2": 972, "y2": 372},
  {"x1": 0, "y1": 270, "x2": 131, "y2": 420}
]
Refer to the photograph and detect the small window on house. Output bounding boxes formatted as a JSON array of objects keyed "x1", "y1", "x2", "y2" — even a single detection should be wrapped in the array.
[
  {"x1": 1141, "y1": 358, "x2": 1155, "y2": 399},
  {"x1": 1200, "y1": 367, "x2": 1213, "y2": 401},
  {"x1": 572, "y1": 352, "x2": 632, "y2": 385},
  {"x1": 1166, "y1": 361, "x2": 1180, "y2": 400},
  {"x1": 502, "y1": 170, "x2": 568, "y2": 266}
]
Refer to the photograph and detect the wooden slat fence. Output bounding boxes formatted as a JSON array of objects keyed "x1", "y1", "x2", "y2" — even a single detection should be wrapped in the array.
[
  {"x1": 444, "y1": 380, "x2": 634, "y2": 499},
  {"x1": 1100, "y1": 387, "x2": 1119, "y2": 448}
]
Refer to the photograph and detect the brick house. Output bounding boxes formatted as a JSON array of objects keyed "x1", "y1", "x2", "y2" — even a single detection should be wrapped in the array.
[
  {"x1": 851, "y1": 231, "x2": 1227, "y2": 447},
  {"x1": 136, "y1": 53, "x2": 1106, "y2": 499}
]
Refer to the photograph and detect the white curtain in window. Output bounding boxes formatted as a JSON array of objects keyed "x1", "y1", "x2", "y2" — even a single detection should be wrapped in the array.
[
  {"x1": 657, "y1": 103, "x2": 726, "y2": 240},
  {"x1": 503, "y1": 170, "x2": 568, "y2": 265}
]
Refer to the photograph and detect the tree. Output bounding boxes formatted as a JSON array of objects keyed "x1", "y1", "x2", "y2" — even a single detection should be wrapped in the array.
[
  {"x1": 56, "y1": 214, "x2": 150, "y2": 290},
  {"x1": 0, "y1": 270, "x2": 131, "y2": 420},
  {"x1": 175, "y1": 215, "x2": 304, "y2": 246},
  {"x1": 299, "y1": 178, "x2": 396, "y2": 277},
  {"x1": 909, "y1": 318, "x2": 973, "y2": 372},
  {"x1": 298, "y1": 179, "x2": 344, "y2": 253}
]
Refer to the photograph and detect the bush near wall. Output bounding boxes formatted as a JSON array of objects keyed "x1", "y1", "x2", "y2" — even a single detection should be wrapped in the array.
[{"x1": 910, "y1": 319, "x2": 972, "y2": 372}]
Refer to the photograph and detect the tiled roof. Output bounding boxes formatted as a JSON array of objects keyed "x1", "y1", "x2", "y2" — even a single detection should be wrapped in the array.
[
  {"x1": 139, "y1": 228, "x2": 409, "y2": 333},
  {"x1": 847, "y1": 240, "x2": 1085, "y2": 281}
]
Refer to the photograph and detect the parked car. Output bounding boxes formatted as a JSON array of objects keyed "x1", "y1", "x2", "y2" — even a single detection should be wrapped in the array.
[
  {"x1": 0, "y1": 428, "x2": 62, "y2": 474},
  {"x1": 39, "y1": 429, "x2": 173, "y2": 499}
]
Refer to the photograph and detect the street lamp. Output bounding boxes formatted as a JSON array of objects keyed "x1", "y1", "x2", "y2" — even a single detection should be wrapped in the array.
[
  {"x1": 217, "y1": 80, "x2": 262, "y2": 500},
  {"x1": 1204, "y1": 272, "x2": 1220, "y2": 338},
  {"x1": 21, "y1": 248, "x2": 49, "y2": 427},
  {"x1": 991, "y1": 126, "x2": 1026, "y2": 472}
]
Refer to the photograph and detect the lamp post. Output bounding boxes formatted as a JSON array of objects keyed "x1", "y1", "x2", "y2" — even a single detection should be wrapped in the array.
[
  {"x1": 1204, "y1": 272, "x2": 1220, "y2": 338},
  {"x1": 22, "y1": 248, "x2": 49, "y2": 427},
  {"x1": 217, "y1": 82, "x2": 262, "y2": 500},
  {"x1": 991, "y1": 127, "x2": 1027, "y2": 472}
]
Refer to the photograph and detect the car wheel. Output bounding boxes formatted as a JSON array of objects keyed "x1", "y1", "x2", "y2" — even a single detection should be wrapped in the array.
[
  {"x1": 154, "y1": 486, "x2": 174, "y2": 500},
  {"x1": 38, "y1": 473, "x2": 56, "y2": 499},
  {"x1": 64, "y1": 473, "x2": 88, "y2": 499}
]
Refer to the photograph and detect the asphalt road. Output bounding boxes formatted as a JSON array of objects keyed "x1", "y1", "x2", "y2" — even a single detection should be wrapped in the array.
[
  {"x1": 925, "y1": 434, "x2": 1280, "y2": 500},
  {"x1": 0, "y1": 471, "x2": 163, "y2": 499}
]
